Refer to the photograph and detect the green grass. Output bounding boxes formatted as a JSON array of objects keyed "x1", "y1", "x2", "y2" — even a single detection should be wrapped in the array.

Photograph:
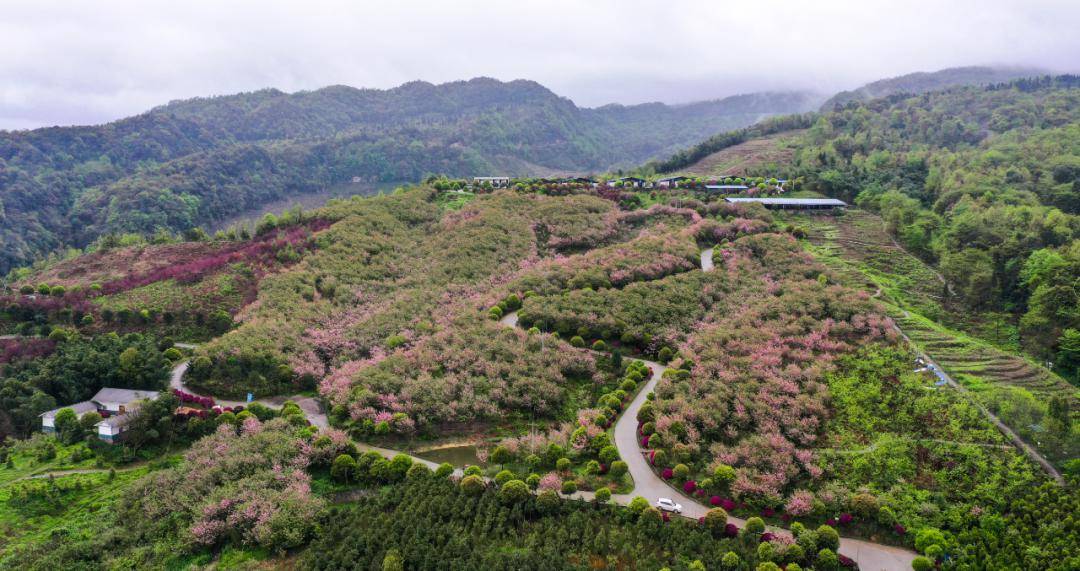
[
  {"x1": 0, "y1": 443, "x2": 101, "y2": 488},
  {"x1": 436, "y1": 190, "x2": 476, "y2": 211},
  {"x1": 0, "y1": 467, "x2": 149, "y2": 551}
]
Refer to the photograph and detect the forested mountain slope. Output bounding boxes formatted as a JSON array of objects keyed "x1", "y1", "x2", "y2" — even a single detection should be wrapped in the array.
[
  {"x1": 3, "y1": 184, "x2": 1076, "y2": 569},
  {"x1": 820, "y1": 65, "x2": 1047, "y2": 110},
  {"x1": 654, "y1": 75, "x2": 1080, "y2": 385},
  {"x1": 0, "y1": 78, "x2": 818, "y2": 273}
]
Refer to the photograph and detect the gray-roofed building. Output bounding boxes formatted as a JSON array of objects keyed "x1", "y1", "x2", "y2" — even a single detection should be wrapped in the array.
[
  {"x1": 40, "y1": 387, "x2": 161, "y2": 442},
  {"x1": 705, "y1": 184, "x2": 750, "y2": 192},
  {"x1": 610, "y1": 176, "x2": 646, "y2": 188},
  {"x1": 40, "y1": 401, "x2": 98, "y2": 433},
  {"x1": 472, "y1": 176, "x2": 511, "y2": 187},
  {"x1": 91, "y1": 388, "x2": 160, "y2": 415},
  {"x1": 657, "y1": 176, "x2": 691, "y2": 187},
  {"x1": 724, "y1": 197, "x2": 847, "y2": 210}
]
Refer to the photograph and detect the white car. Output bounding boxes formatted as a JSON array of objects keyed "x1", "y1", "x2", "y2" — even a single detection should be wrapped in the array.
[{"x1": 656, "y1": 498, "x2": 682, "y2": 514}]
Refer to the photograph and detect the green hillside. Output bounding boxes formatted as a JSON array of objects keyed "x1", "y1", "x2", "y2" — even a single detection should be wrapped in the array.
[
  {"x1": 0, "y1": 78, "x2": 818, "y2": 273},
  {"x1": 820, "y1": 65, "x2": 1047, "y2": 110}
]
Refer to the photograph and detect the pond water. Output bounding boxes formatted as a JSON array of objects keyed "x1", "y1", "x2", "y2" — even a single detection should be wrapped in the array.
[{"x1": 416, "y1": 444, "x2": 486, "y2": 467}]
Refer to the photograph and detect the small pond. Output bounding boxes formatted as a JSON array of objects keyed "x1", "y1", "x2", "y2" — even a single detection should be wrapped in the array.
[{"x1": 416, "y1": 444, "x2": 486, "y2": 467}]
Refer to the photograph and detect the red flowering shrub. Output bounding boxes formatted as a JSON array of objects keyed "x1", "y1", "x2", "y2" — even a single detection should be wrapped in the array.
[
  {"x1": 662, "y1": 468, "x2": 674, "y2": 480},
  {"x1": 0, "y1": 338, "x2": 57, "y2": 364},
  {"x1": 683, "y1": 480, "x2": 697, "y2": 494}
]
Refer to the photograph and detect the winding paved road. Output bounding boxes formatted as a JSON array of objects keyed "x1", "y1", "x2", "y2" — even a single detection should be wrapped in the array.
[
  {"x1": 496, "y1": 247, "x2": 917, "y2": 570},
  {"x1": 169, "y1": 359, "x2": 329, "y2": 429},
  {"x1": 167, "y1": 247, "x2": 918, "y2": 568}
]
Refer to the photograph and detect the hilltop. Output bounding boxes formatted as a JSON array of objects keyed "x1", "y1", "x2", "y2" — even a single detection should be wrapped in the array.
[
  {"x1": 820, "y1": 65, "x2": 1048, "y2": 110},
  {"x1": 0, "y1": 78, "x2": 818, "y2": 273}
]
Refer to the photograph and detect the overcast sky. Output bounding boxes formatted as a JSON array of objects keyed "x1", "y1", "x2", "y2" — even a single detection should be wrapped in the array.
[{"x1": 1, "y1": 0, "x2": 1077, "y2": 130}]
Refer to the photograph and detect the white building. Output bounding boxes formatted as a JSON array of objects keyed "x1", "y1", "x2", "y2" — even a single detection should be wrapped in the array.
[
  {"x1": 40, "y1": 388, "x2": 160, "y2": 443},
  {"x1": 472, "y1": 176, "x2": 511, "y2": 187}
]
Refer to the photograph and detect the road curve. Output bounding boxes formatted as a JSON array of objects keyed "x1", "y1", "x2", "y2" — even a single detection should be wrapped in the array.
[
  {"x1": 166, "y1": 248, "x2": 918, "y2": 568},
  {"x1": 496, "y1": 245, "x2": 917, "y2": 570},
  {"x1": 169, "y1": 359, "x2": 329, "y2": 429}
]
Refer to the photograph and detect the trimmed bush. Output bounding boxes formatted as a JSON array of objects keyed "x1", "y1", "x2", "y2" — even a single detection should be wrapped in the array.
[
  {"x1": 561, "y1": 480, "x2": 577, "y2": 495},
  {"x1": 331, "y1": 454, "x2": 358, "y2": 483},
  {"x1": 536, "y1": 490, "x2": 560, "y2": 514},
  {"x1": 499, "y1": 479, "x2": 530, "y2": 503},
  {"x1": 745, "y1": 517, "x2": 766, "y2": 534},
  {"x1": 406, "y1": 463, "x2": 431, "y2": 480},
  {"x1": 494, "y1": 469, "x2": 515, "y2": 486},
  {"x1": 816, "y1": 549, "x2": 838, "y2": 571},
  {"x1": 585, "y1": 460, "x2": 601, "y2": 475},
  {"x1": 704, "y1": 508, "x2": 728, "y2": 536},
  {"x1": 570, "y1": 335, "x2": 585, "y2": 348},
  {"x1": 627, "y1": 496, "x2": 650, "y2": 515},
  {"x1": 435, "y1": 462, "x2": 454, "y2": 478},
  {"x1": 673, "y1": 463, "x2": 690, "y2": 481},
  {"x1": 609, "y1": 460, "x2": 628, "y2": 479},
  {"x1": 591, "y1": 339, "x2": 607, "y2": 351},
  {"x1": 556, "y1": 457, "x2": 571, "y2": 472},
  {"x1": 460, "y1": 475, "x2": 485, "y2": 496},
  {"x1": 817, "y1": 524, "x2": 840, "y2": 551},
  {"x1": 911, "y1": 556, "x2": 934, "y2": 571},
  {"x1": 599, "y1": 446, "x2": 619, "y2": 464},
  {"x1": 490, "y1": 445, "x2": 512, "y2": 466},
  {"x1": 594, "y1": 487, "x2": 611, "y2": 504}
]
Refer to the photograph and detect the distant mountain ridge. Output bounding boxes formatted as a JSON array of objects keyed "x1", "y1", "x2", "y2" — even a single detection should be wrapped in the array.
[
  {"x1": 0, "y1": 77, "x2": 820, "y2": 272},
  {"x1": 820, "y1": 65, "x2": 1048, "y2": 110}
]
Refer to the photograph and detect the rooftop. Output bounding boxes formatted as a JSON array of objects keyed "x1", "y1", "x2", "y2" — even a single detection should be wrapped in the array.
[
  {"x1": 92, "y1": 388, "x2": 161, "y2": 404},
  {"x1": 724, "y1": 197, "x2": 847, "y2": 206},
  {"x1": 40, "y1": 400, "x2": 98, "y2": 418}
]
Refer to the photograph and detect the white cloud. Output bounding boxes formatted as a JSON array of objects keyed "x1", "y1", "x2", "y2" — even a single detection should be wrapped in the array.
[{"x1": 0, "y1": 0, "x2": 1077, "y2": 128}]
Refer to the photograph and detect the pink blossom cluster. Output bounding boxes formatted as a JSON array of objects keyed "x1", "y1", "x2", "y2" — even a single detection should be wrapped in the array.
[{"x1": 649, "y1": 233, "x2": 892, "y2": 500}]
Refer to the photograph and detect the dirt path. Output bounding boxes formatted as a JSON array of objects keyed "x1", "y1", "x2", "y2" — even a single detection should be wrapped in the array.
[{"x1": 18, "y1": 463, "x2": 147, "y2": 481}]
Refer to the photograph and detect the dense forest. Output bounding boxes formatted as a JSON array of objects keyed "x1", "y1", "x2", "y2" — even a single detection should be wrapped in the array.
[
  {"x1": 0, "y1": 78, "x2": 819, "y2": 273},
  {"x1": 795, "y1": 75, "x2": 1080, "y2": 380}
]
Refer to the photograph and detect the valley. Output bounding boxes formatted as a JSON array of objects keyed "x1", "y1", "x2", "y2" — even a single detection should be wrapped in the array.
[{"x1": 0, "y1": 72, "x2": 1077, "y2": 571}]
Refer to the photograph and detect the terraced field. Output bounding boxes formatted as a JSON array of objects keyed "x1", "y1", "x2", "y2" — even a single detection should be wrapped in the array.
[
  {"x1": 893, "y1": 311, "x2": 1077, "y2": 407},
  {"x1": 796, "y1": 209, "x2": 1075, "y2": 404},
  {"x1": 789, "y1": 207, "x2": 1078, "y2": 472},
  {"x1": 796, "y1": 209, "x2": 947, "y2": 318}
]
